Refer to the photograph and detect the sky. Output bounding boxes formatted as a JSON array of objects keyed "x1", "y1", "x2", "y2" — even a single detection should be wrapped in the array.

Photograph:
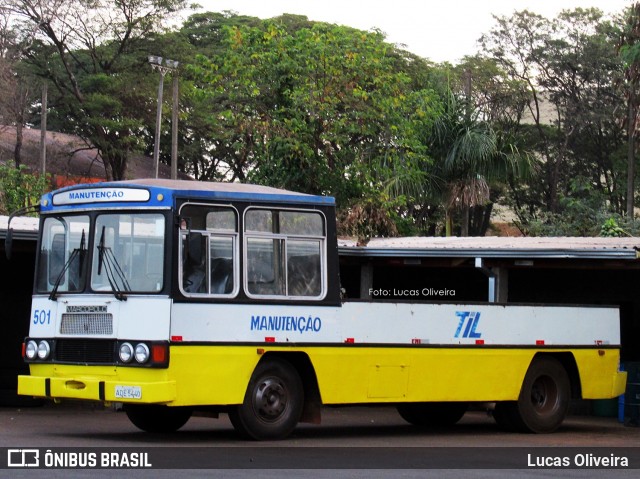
[{"x1": 194, "y1": 0, "x2": 633, "y2": 63}]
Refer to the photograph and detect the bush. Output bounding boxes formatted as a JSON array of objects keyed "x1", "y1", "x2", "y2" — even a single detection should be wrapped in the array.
[{"x1": 0, "y1": 162, "x2": 49, "y2": 215}]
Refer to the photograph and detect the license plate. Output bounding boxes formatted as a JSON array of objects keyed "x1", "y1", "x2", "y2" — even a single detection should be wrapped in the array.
[{"x1": 115, "y1": 385, "x2": 142, "y2": 399}]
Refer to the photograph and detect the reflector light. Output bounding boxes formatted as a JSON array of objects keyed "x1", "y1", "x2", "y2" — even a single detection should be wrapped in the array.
[{"x1": 151, "y1": 344, "x2": 167, "y2": 363}]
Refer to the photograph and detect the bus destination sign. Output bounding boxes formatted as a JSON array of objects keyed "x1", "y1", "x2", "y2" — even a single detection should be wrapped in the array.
[{"x1": 52, "y1": 188, "x2": 151, "y2": 206}]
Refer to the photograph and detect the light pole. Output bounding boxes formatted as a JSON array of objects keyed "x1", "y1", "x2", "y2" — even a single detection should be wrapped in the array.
[{"x1": 148, "y1": 55, "x2": 179, "y2": 179}]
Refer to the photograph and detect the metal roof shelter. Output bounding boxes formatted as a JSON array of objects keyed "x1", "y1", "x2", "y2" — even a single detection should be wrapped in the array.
[
  {"x1": 339, "y1": 236, "x2": 640, "y2": 260},
  {"x1": 339, "y1": 236, "x2": 640, "y2": 301},
  {"x1": 0, "y1": 215, "x2": 38, "y2": 242}
]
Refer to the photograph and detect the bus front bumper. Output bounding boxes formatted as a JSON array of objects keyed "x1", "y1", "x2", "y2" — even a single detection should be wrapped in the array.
[{"x1": 18, "y1": 374, "x2": 177, "y2": 404}]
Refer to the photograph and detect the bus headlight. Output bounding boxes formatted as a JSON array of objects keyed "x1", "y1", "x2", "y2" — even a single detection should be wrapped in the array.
[
  {"x1": 25, "y1": 340, "x2": 38, "y2": 359},
  {"x1": 37, "y1": 340, "x2": 51, "y2": 360},
  {"x1": 134, "y1": 343, "x2": 150, "y2": 364},
  {"x1": 119, "y1": 342, "x2": 134, "y2": 363}
]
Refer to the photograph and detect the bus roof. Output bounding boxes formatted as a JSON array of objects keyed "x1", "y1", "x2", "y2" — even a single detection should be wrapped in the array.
[{"x1": 41, "y1": 179, "x2": 335, "y2": 212}]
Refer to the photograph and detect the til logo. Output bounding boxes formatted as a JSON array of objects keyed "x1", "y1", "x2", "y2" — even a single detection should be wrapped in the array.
[{"x1": 454, "y1": 311, "x2": 482, "y2": 338}]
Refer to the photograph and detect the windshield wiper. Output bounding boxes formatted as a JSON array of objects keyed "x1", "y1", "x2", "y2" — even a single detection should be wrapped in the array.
[
  {"x1": 96, "y1": 226, "x2": 130, "y2": 301},
  {"x1": 49, "y1": 229, "x2": 86, "y2": 301}
]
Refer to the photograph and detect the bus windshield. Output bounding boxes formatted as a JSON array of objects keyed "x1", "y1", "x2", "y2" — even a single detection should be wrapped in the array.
[
  {"x1": 91, "y1": 213, "x2": 165, "y2": 294},
  {"x1": 36, "y1": 213, "x2": 166, "y2": 295},
  {"x1": 37, "y1": 215, "x2": 90, "y2": 294}
]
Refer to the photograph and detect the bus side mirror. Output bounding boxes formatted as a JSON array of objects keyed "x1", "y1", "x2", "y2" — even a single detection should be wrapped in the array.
[
  {"x1": 4, "y1": 204, "x2": 40, "y2": 261},
  {"x1": 178, "y1": 216, "x2": 191, "y2": 231}
]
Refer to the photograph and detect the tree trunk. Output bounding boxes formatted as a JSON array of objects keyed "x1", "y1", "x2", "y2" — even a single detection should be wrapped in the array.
[
  {"x1": 627, "y1": 89, "x2": 637, "y2": 218},
  {"x1": 40, "y1": 82, "x2": 48, "y2": 175},
  {"x1": 14, "y1": 122, "x2": 23, "y2": 168},
  {"x1": 470, "y1": 203, "x2": 493, "y2": 236},
  {"x1": 461, "y1": 205, "x2": 469, "y2": 237},
  {"x1": 445, "y1": 210, "x2": 453, "y2": 237}
]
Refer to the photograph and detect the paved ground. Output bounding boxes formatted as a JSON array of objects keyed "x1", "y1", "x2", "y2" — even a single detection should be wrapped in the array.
[
  {"x1": 0, "y1": 401, "x2": 638, "y2": 447},
  {"x1": 0, "y1": 402, "x2": 638, "y2": 478}
]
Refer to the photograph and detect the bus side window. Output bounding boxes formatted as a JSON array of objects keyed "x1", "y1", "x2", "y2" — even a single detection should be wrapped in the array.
[
  {"x1": 244, "y1": 208, "x2": 325, "y2": 299},
  {"x1": 183, "y1": 232, "x2": 206, "y2": 293},
  {"x1": 179, "y1": 204, "x2": 239, "y2": 297},
  {"x1": 246, "y1": 237, "x2": 284, "y2": 296},
  {"x1": 288, "y1": 252, "x2": 321, "y2": 297},
  {"x1": 210, "y1": 236, "x2": 234, "y2": 294}
]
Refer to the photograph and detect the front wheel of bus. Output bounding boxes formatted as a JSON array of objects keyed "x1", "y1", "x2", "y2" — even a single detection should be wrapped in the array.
[
  {"x1": 229, "y1": 358, "x2": 304, "y2": 440},
  {"x1": 124, "y1": 404, "x2": 192, "y2": 433},
  {"x1": 512, "y1": 356, "x2": 570, "y2": 433}
]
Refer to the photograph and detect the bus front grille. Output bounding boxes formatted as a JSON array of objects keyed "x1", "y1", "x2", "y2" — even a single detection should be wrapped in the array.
[
  {"x1": 60, "y1": 313, "x2": 113, "y2": 335},
  {"x1": 55, "y1": 339, "x2": 115, "y2": 364}
]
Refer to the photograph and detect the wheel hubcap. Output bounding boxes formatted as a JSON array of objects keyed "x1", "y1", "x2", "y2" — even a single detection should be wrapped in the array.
[
  {"x1": 531, "y1": 375, "x2": 558, "y2": 414},
  {"x1": 253, "y1": 378, "x2": 288, "y2": 421}
]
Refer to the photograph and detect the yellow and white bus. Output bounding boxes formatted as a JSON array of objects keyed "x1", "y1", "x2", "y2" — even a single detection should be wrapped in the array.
[{"x1": 17, "y1": 179, "x2": 626, "y2": 439}]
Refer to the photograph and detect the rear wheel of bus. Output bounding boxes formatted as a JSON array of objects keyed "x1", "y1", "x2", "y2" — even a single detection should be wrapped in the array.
[
  {"x1": 229, "y1": 357, "x2": 304, "y2": 440},
  {"x1": 124, "y1": 404, "x2": 192, "y2": 433},
  {"x1": 494, "y1": 356, "x2": 570, "y2": 433}
]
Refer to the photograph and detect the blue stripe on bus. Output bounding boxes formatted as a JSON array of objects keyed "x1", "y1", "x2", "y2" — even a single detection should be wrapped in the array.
[{"x1": 40, "y1": 182, "x2": 334, "y2": 212}]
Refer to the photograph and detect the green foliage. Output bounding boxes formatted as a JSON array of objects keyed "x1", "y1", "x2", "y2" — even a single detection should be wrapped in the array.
[
  {"x1": 186, "y1": 17, "x2": 439, "y2": 224},
  {"x1": 600, "y1": 217, "x2": 629, "y2": 237},
  {"x1": 337, "y1": 194, "x2": 400, "y2": 245},
  {"x1": 0, "y1": 162, "x2": 49, "y2": 215},
  {"x1": 513, "y1": 177, "x2": 624, "y2": 237}
]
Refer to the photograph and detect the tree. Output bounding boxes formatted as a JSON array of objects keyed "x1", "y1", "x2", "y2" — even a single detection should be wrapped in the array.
[
  {"x1": 187, "y1": 18, "x2": 438, "y2": 216},
  {"x1": 616, "y1": 2, "x2": 640, "y2": 218},
  {"x1": 0, "y1": 9, "x2": 39, "y2": 168},
  {"x1": 0, "y1": 161, "x2": 48, "y2": 213},
  {"x1": 4, "y1": 0, "x2": 188, "y2": 180},
  {"x1": 480, "y1": 8, "x2": 628, "y2": 232},
  {"x1": 426, "y1": 89, "x2": 531, "y2": 236}
]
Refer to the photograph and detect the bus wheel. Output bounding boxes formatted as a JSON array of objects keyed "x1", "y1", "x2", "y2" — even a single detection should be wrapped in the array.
[
  {"x1": 124, "y1": 404, "x2": 192, "y2": 433},
  {"x1": 512, "y1": 357, "x2": 570, "y2": 433},
  {"x1": 229, "y1": 358, "x2": 304, "y2": 440},
  {"x1": 397, "y1": 402, "x2": 467, "y2": 427}
]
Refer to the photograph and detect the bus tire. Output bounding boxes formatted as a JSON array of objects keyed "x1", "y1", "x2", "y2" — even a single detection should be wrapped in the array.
[
  {"x1": 511, "y1": 356, "x2": 571, "y2": 433},
  {"x1": 124, "y1": 404, "x2": 192, "y2": 433},
  {"x1": 229, "y1": 358, "x2": 304, "y2": 440},
  {"x1": 397, "y1": 402, "x2": 467, "y2": 427}
]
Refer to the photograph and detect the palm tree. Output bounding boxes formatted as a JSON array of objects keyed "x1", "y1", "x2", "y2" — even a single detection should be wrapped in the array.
[{"x1": 429, "y1": 90, "x2": 530, "y2": 236}]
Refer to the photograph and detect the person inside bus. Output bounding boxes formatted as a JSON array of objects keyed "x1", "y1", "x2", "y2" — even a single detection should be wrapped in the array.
[
  {"x1": 183, "y1": 233, "x2": 207, "y2": 293},
  {"x1": 210, "y1": 257, "x2": 233, "y2": 294}
]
